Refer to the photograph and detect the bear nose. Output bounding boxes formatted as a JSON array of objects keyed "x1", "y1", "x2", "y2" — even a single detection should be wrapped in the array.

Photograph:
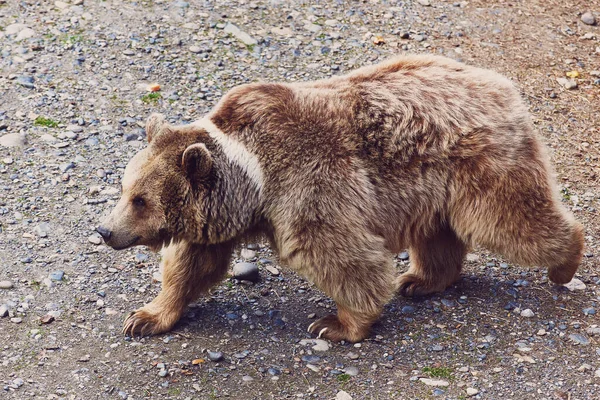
[{"x1": 96, "y1": 226, "x2": 112, "y2": 241}]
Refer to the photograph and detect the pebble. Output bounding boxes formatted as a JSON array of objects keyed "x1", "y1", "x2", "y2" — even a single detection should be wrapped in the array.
[
  {"x1": 16, "y1": 28, "x2": 36, "y2": 41},
  {"x1": 431, "y1": 345, "x2": 443, "y2": 352},
  {"x1": 232, "y1": 262, "x2": 259, "y2": 282},
  {"x1": 520, "y1": 309, "x2": 535, "y2": 318},
  {"x1": 265, "y1": 265, "x2": 280, "y2": 276},
  {"x1": 345, "y1": 366, "x2": 359, "y2": 376},
  {"x1": 11, "y1": 317, "x2": 23, "y2": 324},
  {"x1": 416, "y1": 0, "x2": 431, "y2": 5},
  {"x1": 223, "y1": 23, "x2": 257, "y2": 46},
  {"x1": 583, "y1": 307, "x2": 596, "y2": 315},
  {"x1": 0, "y1": 133, "x2": 27, "y2": 148},
  {"x1": 419, "y1": 378, "x2": 450, "y2": 387},
  {"x1": 49, "y1": 271, "x2": 64, "y2": 281},
  {"x1": 563, "y1": 278, "x2": 586, "y2": 291},
  {"x1": 208, "y1": 351, "x2": 224, "y2": 362},
  {"x1": 581, "y1": 12, "x2": 596, "y2": 26},
  {"x1": 17, "y1": 75, "x2": 35, "y2": 89},
  {"x1": 158, "y1": 369, "x2": 168, "y2": 377},
  {"x1": 569, "y1": 333, "x2": 590, "y2": 345},
  {"x1": 300, "y1": 339, "x2": 329, "y2": 352},
  {"x1": 242, "y1": 375, "x2": 254, "y2": 382},
  {"x1": 240, "y1": 248, "x2": 256, "y2": 259},
  {"x1": 398, "y1": 251, "x2": 409, "y2": 261},
  {"x1": 466, "y1": 388, "x2": 479, "y2": 397},
  {"x1": 88, "y1": 235, "x2": 103, "y2": 245},
  {"x1": 336, "y1": 390, "x2": 353, "y2": 400},
  {"x1": 595, "y1": 369, "x2": 600, "y2": 378},
  {"x1": 402, "y1": 305, "x2": 416, "y2": 314},
  {"x1": 556, "y1": 77, "x2": 577, "y2": 90},
  {"x1": 189, "y1": 45, "x2": 202, "y2": 53},
  {"x1": 0, "y1": 305, "x2": 8, "y2": 317},
  {"x1": 302, "y1": 355, "x2": 321, "y2": 364},
  {"x1": 0, "y1": 280, "x2": 14, "y2": 289}
]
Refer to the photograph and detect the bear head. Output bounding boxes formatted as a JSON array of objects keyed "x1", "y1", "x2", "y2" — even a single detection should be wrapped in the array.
[{"x1": 97, "y1": 114, "x2": 213, "y2": 251}]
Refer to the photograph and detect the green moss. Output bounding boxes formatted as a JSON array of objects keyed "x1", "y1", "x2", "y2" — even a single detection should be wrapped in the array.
[
  {"x1": 422, "y1": 366, "x2": 453, "y2": 379},
  {"x1": 141, "y1": 92, "x2": 161, "y2": 103},
  {"x1": 336, "y1": 373, "x2": 351, "y2": 383},
  {"x1": 34, "y1": 116, "x2": 59, "y2": 128}
]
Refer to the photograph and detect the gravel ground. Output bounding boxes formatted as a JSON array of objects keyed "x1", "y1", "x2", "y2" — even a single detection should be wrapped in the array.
[{"x1": 1, "y1": 0, "x2": 599, "y2": 399}]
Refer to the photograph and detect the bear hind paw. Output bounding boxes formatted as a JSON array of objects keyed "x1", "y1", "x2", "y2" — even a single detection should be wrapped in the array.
[{"x1": 122, "y1": 308, "x2": 175, "y2": 337}]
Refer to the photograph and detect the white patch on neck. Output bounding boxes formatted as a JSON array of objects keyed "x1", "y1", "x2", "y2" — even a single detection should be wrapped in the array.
[{"x1": 194, "y1": 117, "x2": 264, "y2": 191}]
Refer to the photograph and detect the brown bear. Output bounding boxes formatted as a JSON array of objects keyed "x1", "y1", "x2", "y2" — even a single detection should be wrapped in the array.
[{"x1": 97, "y1": 54, "x2": 584, "y2": 343}]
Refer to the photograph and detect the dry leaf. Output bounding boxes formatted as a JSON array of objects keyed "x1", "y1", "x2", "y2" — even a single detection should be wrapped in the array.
[
  {"x1": 148, "y1": 83, "x2": 161, "y2": 92},
  {"x1": 566, "y1": 71, "x2": 580, "y2": 78},
  {"x1": 192, "y1": 358, "x2": 205, "y2": 365}
]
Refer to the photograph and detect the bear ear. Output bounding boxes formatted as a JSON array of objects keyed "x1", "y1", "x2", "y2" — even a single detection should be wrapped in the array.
[
  {"x1": 182, "y1": 143, "x2": 213, "y2": 182},
  {"x1": 145, "y1": 113, "x2": 166, "y2": 143}
]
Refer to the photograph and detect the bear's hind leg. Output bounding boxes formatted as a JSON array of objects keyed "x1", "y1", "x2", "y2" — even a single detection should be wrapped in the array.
[
  {"x1": 396, "y1": 226, "x2": 467, "y2": 297},
  {"x1": 123, "y1": 240, "x2": 233, "y2": 337}
]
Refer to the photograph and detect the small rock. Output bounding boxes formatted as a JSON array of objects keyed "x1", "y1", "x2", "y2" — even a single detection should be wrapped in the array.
[
  {"x1": 16, "y1": 28, "x2": 36, "y2": 41},
  {"x1": 242, "y1": 375, "x2": 254, "y2": 382},
  {"x1": 520, "y1": 309, "x2": 535, "y2": 318},
  {"x1": 300, "y1": 339, "x2": 329, "y2": 352},
  {"x1": 556, "y1": 77, "x2": 577, "y2": 90},
  {"x1": 189, "y1": 45, "x2": 202, "y2": 53},
  {"x1": 583, "y1": 307, "x2": 596, "y2": 315},
  {"x1": 398, "y1": 251, "x2": 409, "y2": 261},
  {"x1": 223, "y1": 23, "x2": 257, "y2": 46},
  {"x1": 158, "y1": 369, "x2": 168, "y2": 377},
  {"x1": 11, "y1": 317, "x2": 23, "y2": 324},
  {"x1": 39, "y1": 314, "x2": 55, "y2": 325},
  {"x1": 0, "y1": 133, "x2": 27, "y2": 148},
  {"x1": 306, "y1": 364, "x2": 320, "y2": 373},
  {"x1": 586, "y1": 326, "x2": 600, "y2": 336},
  {"x1": 416, "y1": 0, "x2": 431, "y2": 5},
  {"x1": 49, "y1": 271, "x2": 64, "y2": 281},
  {"x1": 0, "y1": 304, "x2": 9, "y2": 317},
  {"x1": 0, "y1": 280, "x2": 14, "y2": 289},
  {"x1": 232, "y1": 262, "x2": 259, "y2": 282},
  {"x1": 402, "y1": 305, "x2": 416, "y2": 314},
  {"x1": 563, "y1": 278, "x2": 586, "y2": 291},
  {"x1": 466, "y1": 388, "x2": 479, "y2": 397},
  {"x1": 345, "y1": 366, "x2": 359, "y2": 376},
  {"x1": 88, "y1": 235, "x2": 102, "y2": 245},
  {"x1": 419, "y1": 378, "x2": 450, "y2": 387},
  {"x1": 240, "y1": 248, "x2": 256, "y2": 259},
  {"x1": 569, "y1": 333, "x2": 590, "y2": 345},
  {"x1": 302, "y1": 355, "x2": 321, "y2": 364},
  {"x1": 11, "y1": 378, "x2": 24, "y2": 388},
  {"x1": 265, "y1": 265, "x2": 280, "y2": 276},
  {"x1": 5, "y1": 23, "x2": 27, "y2": 35},
  {"x1": 123, "y1": 49, "x2": 135, "y2": 56},
  {"x1": 208, "y1": 351, "x2": 224, "y2": 362},
  {"x1": 17, "y1": 76, "x2": 35, "y2": 89},
  {"x1": 581, "y1": 12, "x2": 596, "y2": 26},
  {"x1": 431, "y1": 345, "x2": 443, "y2": 352},
  {"x1": 336, "y1": 390, "x2": 353, "y2": 400},
  {"x1": 595, "y1": 369, "x2": 600, "y2": 378},
  {"x1": 578, "y1": 363, "x2": 592, "y2": 372}
]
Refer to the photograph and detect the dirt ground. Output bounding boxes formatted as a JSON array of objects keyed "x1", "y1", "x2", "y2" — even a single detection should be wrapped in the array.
[{"x1": 1, "y1": 0, "x2": 599, "y2": 399}]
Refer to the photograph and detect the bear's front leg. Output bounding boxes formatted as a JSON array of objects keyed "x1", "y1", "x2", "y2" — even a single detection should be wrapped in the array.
[{"x1": 123, "y1": 240, "x2": 234, "y2": 337}]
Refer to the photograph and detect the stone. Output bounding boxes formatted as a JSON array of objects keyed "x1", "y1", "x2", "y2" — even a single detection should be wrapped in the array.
[
  {"x1": 431, "y1": 344, "x2": 443, "y2": 352},
  {"x1": 302, "y1": 355, "x2": 321, "y2": 364},
  {"x1": 466, "y1": 388, "x2": 479, "y2": 396},
  {"x1": 581, "y1": 12, "x2": 596, "y2": 26},
  {"x1": 55, "y1": 1, "x2": 69, "y2": 9},
  {"x1": 300, "y1": 338, "x2": 329, "y2": 352},
  {"x1": 569, "y1": 333, "x2": 590, "y2": 345},
  {"x1": 0, "y1": 133, "x2": 26, "y2": 148},
  {"x1": 520, "y1": 309, "x2": 535, "y2": 318},
  {"x1": 595, "y1": 369, "x2": 600, "y2": 378},
  {"x1": 398, "y1": 251, "x2": 409, "y2": 260},
  {"x1": 583, "y1": 307, "x2": 596, "y2": 315},
  {"x1": 232, "y1": 262, "x2": 259, "y2": 282},
  {"x1": 49, "y1": 271, "x2": 64, "y2": 281},
  {"x1": 336, "y1": 390, "x2": 353, "y2": 400},
  {"x1": 88, "y1": 235, "x2": 102, "y2": 245},
  {"x1": 189, "y1": 46, "x2": 202, "y2": 53},
  {"x1": 417, "y1": 0, "x2": 431, "y2": 5},
  {"x1": 345, "y1": 366, "x2": 359, "y2": 376},
  {"x1": 242, "y1": 375, "x2": 254, "y2": 382},
  {"x1": 563, "y1": 278, "x2": 586, "y2": 291},
  {"x1": 557, "y1": 77, "x2": 577, "y2": 90},
  {"x1": 586, "y1": 326, "x2": 600, "y2": 336},
  {"x1": 208, "y1": 351, "x2": 224, "y2": 362},
  {"x1": 402, "y1": 305, "x2": 416, "y2": 314},
  {"x1": 0, "y1": 304, "x2": 8, "y2": 317},
  {"x1": 240, "y1": 248, "x2": 256, "y2": 259},
  {"x1": 16, "y1": 28, "x2": 36, "y2": 41},
  {"x1": 223, "y1": 23, "x2": 257, "y2": 46},
  {"x1": 11, "y1": 317, "x2": 23, "y2": 324},
  {"x1": 0, "y1": 280, "x2": 14, "y2": 289},
  {"x1": 34, "y1": 222, "x2": 51, "y2": 238},
  {"x1": 265, "y1": 265, "x2": 280, "y2": 276},
  {"x1": 5, "y1": 23, "x2": 27, "y2": 35},
  {"x1": 420, "y1": 378, "x2": 450, "y2": 387}
]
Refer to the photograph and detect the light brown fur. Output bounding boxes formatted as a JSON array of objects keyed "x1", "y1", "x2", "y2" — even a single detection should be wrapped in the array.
[{"x1": 99, "y1": 54, "x2": 584, "y2": 342}]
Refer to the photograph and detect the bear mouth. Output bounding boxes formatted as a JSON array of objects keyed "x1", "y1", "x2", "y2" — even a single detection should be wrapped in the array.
[{"x1": 110, "y1": 236, "x2": 140, "y2": 251}]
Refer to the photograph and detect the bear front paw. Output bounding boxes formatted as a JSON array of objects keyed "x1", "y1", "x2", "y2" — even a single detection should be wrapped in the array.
[
  {"x1": 122, "y1": 308, "x2": 176, "y2": 337},
  {"x1": 396, "y1": 273, "x2": 439, "y2": 297},
  {"x1": 307, "y1": 315, "x2": 368, "y2": 343}
]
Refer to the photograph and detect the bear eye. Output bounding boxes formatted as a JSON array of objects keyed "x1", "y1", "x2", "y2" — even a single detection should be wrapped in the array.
[{"x1": 132, "y1": 196, "x2": 145, "y2": 207}]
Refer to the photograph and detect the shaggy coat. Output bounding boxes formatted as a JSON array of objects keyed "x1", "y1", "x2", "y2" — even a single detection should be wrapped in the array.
[{"x1": 99, "y1": 54, "x2": 584, "y2": 342}]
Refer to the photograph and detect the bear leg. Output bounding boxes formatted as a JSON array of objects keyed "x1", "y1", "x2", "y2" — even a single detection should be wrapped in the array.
[
  {"x1": 396, "y1": 226, "x2": 467, "y2": 297},
  {"x1": 307, "y1": 305, "x2": 381, "y2": 343},
  {"x1": 123, "y1": 240, "x2": 233, "y2": 337}
]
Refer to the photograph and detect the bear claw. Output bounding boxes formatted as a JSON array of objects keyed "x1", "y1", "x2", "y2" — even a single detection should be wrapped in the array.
[{"x1": 122, "y1": 308, "x2": 171, "y2": 337}]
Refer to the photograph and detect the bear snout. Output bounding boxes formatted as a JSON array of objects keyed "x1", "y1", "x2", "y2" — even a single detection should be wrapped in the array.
[{"x1": 96, "y1": 226, "x2": 112, "y2": 241}]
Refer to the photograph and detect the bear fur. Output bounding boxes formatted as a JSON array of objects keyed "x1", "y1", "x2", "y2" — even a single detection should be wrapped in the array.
[{"x1": 98, "y1": 54, "x2": 584, "y2": 342}]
